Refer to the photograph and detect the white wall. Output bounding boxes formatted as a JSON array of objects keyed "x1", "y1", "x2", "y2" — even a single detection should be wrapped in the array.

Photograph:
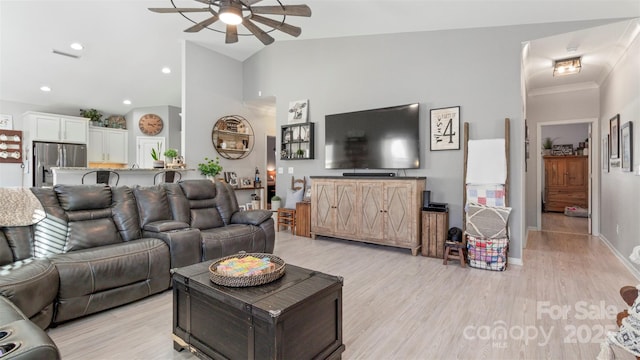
[
  {"x1": 183, "y1": 41, "x2": 274, "y2": 206},
  {"x1": 599, "y1": 28, "x2": 640, "y2": 275},
  {"x1": 239, "y1": 20, "x2": 615, "y2": 261}
]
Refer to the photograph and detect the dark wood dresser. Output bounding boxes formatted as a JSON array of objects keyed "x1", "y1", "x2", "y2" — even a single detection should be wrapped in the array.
[{"x1": 543, "y1": 155, "x2": 588, "y2": 212}]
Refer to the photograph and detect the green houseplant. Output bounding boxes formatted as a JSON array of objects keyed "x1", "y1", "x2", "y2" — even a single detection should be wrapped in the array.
[
  {"x1": 164, "y1": 148, "x2": 178, "y2": 163},
  {"x1": 542, "y1": 137, "x2": 554, "y2": 155},
  {"x1": 151, "y1": 143, "x2": 164, "y2": 168},
  {"x1": 271, "y1": 195, "x2": 282, "y2": 210},
  {"x1": 80, "y1": 108, "x2": 103, "y2": 125},
  {"x1": 198, "y1": 157, "x2": 223, "y2": 179}
]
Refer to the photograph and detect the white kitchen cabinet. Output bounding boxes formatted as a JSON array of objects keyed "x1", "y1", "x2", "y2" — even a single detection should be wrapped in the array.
[
  {"x1": 88, "y1": 127, "x2": 128, "y2": 164},
  {"x1": 23, "y1": 112, "x2": 88, "y2": 144}
]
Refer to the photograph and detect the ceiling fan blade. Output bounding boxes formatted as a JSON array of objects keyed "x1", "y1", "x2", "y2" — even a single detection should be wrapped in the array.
[
  {"x1": 251, "y1": 5, "x2": 311, "y2": 17},
  {"x1": 185, "y1": 14, "x2": 220, "y2": 32},
  {"x1": 148, "y1": 7, "x2": 211, "y2": 13},
  {"x1": 242, "y1": 19, "x2": 275, "y2": 45},
  {"x1": 242, "y1": 0, "x2": 263, "y2": 5},
  {"x1": 193, "y1": 0, "x2": 213, "y2": 4},
  {"x1": 250, "y1": 15, "x2": 301, "y2": 37},
  {"x1": 226, "y1": 25, "x2": 239, "y2": 43}
]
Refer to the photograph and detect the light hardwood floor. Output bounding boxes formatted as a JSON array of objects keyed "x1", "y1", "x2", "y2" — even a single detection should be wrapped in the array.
[{"x1": 48, "y1": 226, "x2": 637, "y2": 359}]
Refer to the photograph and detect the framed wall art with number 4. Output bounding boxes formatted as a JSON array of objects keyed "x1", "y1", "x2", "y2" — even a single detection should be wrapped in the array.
[{"x1": 430, "y1": 106, "x2": 460, "y2": 151}]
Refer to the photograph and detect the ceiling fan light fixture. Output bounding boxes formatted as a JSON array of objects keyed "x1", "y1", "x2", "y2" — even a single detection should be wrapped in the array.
[
  {"x1": 219, "y1": 3, "x2": 243, "y2": 25},
  {"x1": 553, "y1": 56, "x2": 581, "y2": 76}
]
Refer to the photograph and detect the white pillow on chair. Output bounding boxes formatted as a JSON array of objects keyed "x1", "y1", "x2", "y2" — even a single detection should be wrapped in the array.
[{"x1": 284, "y1": 188, "x2": 304, "y2": 209}]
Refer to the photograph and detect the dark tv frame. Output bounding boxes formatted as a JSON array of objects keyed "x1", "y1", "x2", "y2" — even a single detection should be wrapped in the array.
[{"x1": 324, "y1": 103, "x2": 420, "y2": 170}]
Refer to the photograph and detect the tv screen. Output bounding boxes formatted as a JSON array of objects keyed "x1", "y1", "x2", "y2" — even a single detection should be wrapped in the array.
[{"x1": 325, "y1": 103, "x2": 420, "y2": 169}]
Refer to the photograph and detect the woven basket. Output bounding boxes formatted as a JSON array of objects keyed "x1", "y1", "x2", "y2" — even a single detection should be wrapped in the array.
[{"x1": 209, "y1": 253, "x2": 286, "y2": 287}]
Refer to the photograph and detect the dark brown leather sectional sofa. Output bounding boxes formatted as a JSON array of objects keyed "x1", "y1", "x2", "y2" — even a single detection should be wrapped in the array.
[{"x1": 0, "y1": 179, "x2": 275, "y2": 359}]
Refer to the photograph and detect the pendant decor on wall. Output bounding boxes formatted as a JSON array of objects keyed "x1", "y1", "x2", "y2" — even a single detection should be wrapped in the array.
[{"x1": 212, "y1": 115, "x2": 254, "y2": 160}]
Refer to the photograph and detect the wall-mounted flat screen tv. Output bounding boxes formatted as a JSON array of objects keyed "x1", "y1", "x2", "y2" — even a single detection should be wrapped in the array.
[{"x1": 324, "y1": 103, "x2": 420, "y2": 169}]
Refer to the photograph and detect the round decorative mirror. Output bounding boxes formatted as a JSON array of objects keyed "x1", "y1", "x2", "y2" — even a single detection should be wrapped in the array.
[{"x1": 211, "y1": 115, "x2": 254, "y2": 160}]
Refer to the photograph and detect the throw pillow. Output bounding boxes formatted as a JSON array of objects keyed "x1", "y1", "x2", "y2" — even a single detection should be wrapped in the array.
[
  {"x1": 465, "y1": 202, "x2": 512, "y2": 239},
  {"x1": 284, "y1": 188, "x2": 304, "y2": 209}
]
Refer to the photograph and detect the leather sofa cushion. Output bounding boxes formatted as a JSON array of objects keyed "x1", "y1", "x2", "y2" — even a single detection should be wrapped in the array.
[
  {"x1": 54, "y1": 185, "x2": 111, "y2": 211},
  {"x1": 66, "y1": 218, "x2": 122, "y2": 251},
  {"x1": 1, "y1": 227, "x2": 33, "y2": 262},
  {"x1": 50, "y1": 238, "x2": 170, "y2": 323},
  {"x1": 191, "y1": 208, "x2": 224, "y2": 230},
  {"x1": 133, "y1": 186, "x2": 172, "y2": 227},
  {"x1": 179, "y1": 180, "x2": 217, "y2": 200},
  {"x1": 0, "y1": 258, "x2": 58, "y2": 321},
  {"x1": 0, "y1": 295, "x2": 26, "y2": 323},
  {"x1": 200, "y1": 224, "x2": 264, "y2": 261},
  {"x1": 0, "y1": 319, "x2": 60, "y2": 360},
  {"x1": 111, "y1": 187, "x2": 142, "y2": 241},
  {"x1": 162, "y1": 183, "x2": 191, "y2": 224},
  {"x1": 0, "y1": 232, "x2": 14, "y2": 265}
]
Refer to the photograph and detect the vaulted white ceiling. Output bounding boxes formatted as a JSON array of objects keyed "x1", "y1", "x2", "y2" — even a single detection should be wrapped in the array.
[{"x1": 1, "y1": 1, "x2": 638, "y2": 115}]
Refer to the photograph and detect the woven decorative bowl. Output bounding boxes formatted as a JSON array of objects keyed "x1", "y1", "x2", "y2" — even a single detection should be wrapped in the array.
[{"x1": 209, "y1": 252, "x2": 286, "y2": 287}]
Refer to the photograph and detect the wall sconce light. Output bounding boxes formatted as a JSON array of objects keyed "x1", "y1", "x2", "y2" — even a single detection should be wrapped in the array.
[{"x1": 553, "y1": 57, "x2": 582, "y2": 76}]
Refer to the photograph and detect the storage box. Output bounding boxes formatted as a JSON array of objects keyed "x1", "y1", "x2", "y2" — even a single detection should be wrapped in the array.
[
  {"x1": 173, "y1": 261, "x2": 345, "y2": 360},
  {"x1": 421, "y1": 211, "x2": 448, "y2": 258}
]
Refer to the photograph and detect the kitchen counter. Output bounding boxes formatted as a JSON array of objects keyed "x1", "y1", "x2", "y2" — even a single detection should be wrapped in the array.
[{"x1": 52, "y1": 167, "x2": 200, "y2": 186}]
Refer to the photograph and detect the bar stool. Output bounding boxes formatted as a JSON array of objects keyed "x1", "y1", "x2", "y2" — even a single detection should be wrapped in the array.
[
  {"x1": 443, "y1": 241, "x2": 466, "y2": 267},
  {"x1": 81, "y1": 170, "x2": 119, "y2": 186}
]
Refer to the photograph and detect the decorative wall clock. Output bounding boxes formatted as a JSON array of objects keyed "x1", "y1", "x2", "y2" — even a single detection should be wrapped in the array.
[{"x1": 139, "y1": 114, "x2": 163, "y2": 135}]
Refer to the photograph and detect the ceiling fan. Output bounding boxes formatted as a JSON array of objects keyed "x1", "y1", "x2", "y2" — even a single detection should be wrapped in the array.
[{"x1": 149, "y1": 0, "x2": 312, "y2": 45}]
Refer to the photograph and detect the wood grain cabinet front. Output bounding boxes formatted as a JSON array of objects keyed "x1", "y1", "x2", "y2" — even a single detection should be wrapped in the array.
[{"x1": 311, "y1": 177, "x2": 425, "y2": 255}]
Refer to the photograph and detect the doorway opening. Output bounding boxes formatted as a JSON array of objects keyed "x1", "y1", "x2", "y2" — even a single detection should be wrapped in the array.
[{"x1": 536, "y1": 119, "x2": 599, "y2": 235}]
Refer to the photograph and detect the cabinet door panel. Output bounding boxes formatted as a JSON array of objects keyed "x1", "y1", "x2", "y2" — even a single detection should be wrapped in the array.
[
  {"x1": 106, "y1": 131, "x2": 127, "y2": 163},
  {"x1": 358, "y1": 182, "x2": 384, "y2": 240},
  {"x1": 566, "y1": 158, "x2": 586, "y2": 186},
  {"x1": 312, "y1": 181, "x2": 334, "y2": 234},
  {"x1": 385, "y1": 183, "x2": 414, "y2": 244},
  {"x1": 334, "y1": 182, "x2": 357, "y2": 237},
  {"x1": 88, "y1": 130, "x2": 104, "y2": 162},
  {"x1": 34, "y1": 116, "x2": 61, "y2": 141},
  {"x1": 62, "y1": 118, "x2": 87, "y2": 143}
]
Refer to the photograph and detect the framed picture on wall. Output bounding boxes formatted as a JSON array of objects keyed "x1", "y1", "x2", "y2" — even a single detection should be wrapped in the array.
[
  {"x1": 621, "y1": 121, "x2": 633, "y2": 172},
  {"x1": 288, "y1": 99, "x2": 309, "y2": 124},
  {"x1": 0, "y1": 114, "x2": 13, "y2": 130},
  {"x1": 610, "y1": 114, "x2": 620, "y2": 159},
  {"x1": 430, "y1": 106, "x2": 460, "y2": 151}
]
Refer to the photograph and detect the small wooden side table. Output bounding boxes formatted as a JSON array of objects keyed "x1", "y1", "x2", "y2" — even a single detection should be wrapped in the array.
[
  {"x1": 295, "y1": 201, "x2": 311, "y2": 237},
  {"x1": 421, "y1": 210, "x2": 448, "y2": 258}
]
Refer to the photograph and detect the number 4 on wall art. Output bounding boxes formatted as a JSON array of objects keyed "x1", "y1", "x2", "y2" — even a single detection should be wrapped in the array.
[{"x1": 430, "y1": 106, "x2": 460, "y2": 151}]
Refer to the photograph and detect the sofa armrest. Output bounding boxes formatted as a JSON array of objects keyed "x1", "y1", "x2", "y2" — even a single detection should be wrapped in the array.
[
  {"x1": 142, "y1": 227, "x2": 202, "y2": 269},
  {"x1": 230, "y1": 210, "x2": 273, "y2": 226},
  {"x1": 143, "y1": 220, "x2": 190, "y2": 233}
]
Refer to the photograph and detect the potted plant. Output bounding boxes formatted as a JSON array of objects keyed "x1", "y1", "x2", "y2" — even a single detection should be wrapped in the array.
[
  {"x1": 198, "y1": 157, "x2": 223, "y2": 180},
  {"x1": 296, "y1": 148, "x2": 305, "y2": 158},
  {"x1": 151, "y1": 142, "x2": 164, "y2": 168},
  {"x1": 271, "y1": 195, "x2": 281, "y2": 210},
  {"x1": 542, "y1": 137, "x2": 554, "y2": 155},
  {"x1": 164, "y1": 148, "x2": 178, "y2": 164},
  {"x1": 80, "y1": 108, "x2": 104, "y2": 126}
]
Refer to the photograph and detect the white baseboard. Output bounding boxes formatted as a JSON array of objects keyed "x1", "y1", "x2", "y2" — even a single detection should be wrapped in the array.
[
  {"x1": 600, "y1": 235, "x2": 640, "y2": 281},
  {"x1": 508, "y1": 257, "x2": 523, "y2": 266}
]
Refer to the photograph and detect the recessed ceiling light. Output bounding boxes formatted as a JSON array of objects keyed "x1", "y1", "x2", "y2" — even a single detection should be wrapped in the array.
[
  {"x1": 161, "y1": 67, "x2": 171, "y2": 74},
  {"x1": 70, "y1": 42, "x2": 84, "y2": 50},
  {"x1": 40, "y1": 86, "x2": 51, "y2": 92},
  {"x1": 123, "y1": 99, "x2": 132, "y2": 105}
]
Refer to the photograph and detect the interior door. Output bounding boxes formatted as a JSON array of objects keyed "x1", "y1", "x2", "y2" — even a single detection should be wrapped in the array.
[{"x1": 137, "y1": 136, "x2": 165, "y2": 169}]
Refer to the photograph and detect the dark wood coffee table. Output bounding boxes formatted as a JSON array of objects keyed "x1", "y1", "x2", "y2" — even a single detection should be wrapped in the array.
[{"x1": 173, "y1": 261, "x2": 344, "y2": 360}]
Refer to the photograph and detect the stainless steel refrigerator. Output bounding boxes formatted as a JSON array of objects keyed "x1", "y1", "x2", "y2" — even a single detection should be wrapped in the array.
[{"x1": 33, "y1": 142, "x2": 87, "y2": 187}]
